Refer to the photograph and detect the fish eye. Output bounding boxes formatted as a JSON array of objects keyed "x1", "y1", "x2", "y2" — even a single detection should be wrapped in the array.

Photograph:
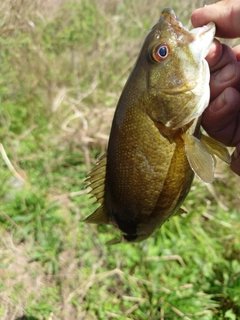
[{"x1": 152, "y1": 44, "x2": 169, "y2": 62}]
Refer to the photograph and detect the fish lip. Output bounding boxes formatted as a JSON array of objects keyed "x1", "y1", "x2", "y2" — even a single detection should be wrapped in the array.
[
  {"x1": 159, "y1": 8, "x2": 215, "y2": 44},
  {"x1": 161, "y1": 7, "x2": 180, "y2": 25},
  {"x1": 190, "y1": 22, "x2": 215, "y2": 37},
  {"x1": 189, "y1": 21, "x2": 216, "y2": 60},
  {"x1": 160, "y1": 7, "x2": 193, "y2": 39}
]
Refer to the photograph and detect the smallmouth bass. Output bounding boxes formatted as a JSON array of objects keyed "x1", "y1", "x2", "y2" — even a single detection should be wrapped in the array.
[{"x1": 85, "y1": 8, "x2": 230, "y2": 243}]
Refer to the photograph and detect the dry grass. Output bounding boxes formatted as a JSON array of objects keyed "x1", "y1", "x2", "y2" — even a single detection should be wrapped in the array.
[{"x1": 0, "y1": 233, "x2": 52, "y2": 320}]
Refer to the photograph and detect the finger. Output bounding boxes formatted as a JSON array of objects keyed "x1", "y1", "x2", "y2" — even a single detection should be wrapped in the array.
[
  {"x1": 191, "y1": 0, "x2": 240, "y2": 38},
  {"x1": 209, "y1": 43, "x2": 237, "y2": 73},
  {"x1": 209, "y1": 60, "x2": 240, "y2": 101},
  {"x1": 231, "y1": 144, "x2": 240, "y2": 176},
  {"x1": 206, "y1": 44, "x2": 240, "y2": 101},
  {"x1": 233, "y1": 44, "x2": 240, "y2": 62},
  {"x1": 202, "y1": 87, "x2": 240, "y2": 146},
  {"x1": 205, "y1": 39, "x2": 222, "y2": 68}
]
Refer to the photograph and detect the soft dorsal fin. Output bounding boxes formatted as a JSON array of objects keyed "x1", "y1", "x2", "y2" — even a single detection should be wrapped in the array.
[
  {"x1": 182, "y1": 133, "x2": 215, "y2": 183},
  {"x1": 84, "y1": 153, "x2": 109, "y2": 224},
  {"x1": 84, "y1": 205, "x2": 109, "y2": 224},
  {"x1": 200, "y1": 134, "x2": 231, "y2": 164}
]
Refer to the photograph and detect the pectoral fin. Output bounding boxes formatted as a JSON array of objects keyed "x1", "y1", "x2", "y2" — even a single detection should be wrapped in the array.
[
  {"x1": 200, "y1": 134, "x2": 231, "y2": 164},
  {"x1": 182, "y1": 134, "x2": 215, "y2": 183}
]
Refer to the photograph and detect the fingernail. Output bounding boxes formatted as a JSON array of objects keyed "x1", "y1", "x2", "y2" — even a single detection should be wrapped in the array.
[{"x1": 214, "y1": 62, "x2": 236, "y2": 83}]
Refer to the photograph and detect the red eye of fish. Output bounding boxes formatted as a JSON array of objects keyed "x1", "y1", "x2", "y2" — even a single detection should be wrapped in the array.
[{"x1": 152, "y1": 44, "x2": 169, "y2": 62}]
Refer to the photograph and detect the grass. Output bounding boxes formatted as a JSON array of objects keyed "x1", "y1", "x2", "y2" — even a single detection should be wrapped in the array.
[{"x1": 0, "y1": 0, "x2": 240, "y2": 319}]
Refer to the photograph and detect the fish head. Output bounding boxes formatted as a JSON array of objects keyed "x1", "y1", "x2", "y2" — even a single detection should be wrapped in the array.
[{"x1": 137, "y1": 7, "x2": 215, "y2": 129}]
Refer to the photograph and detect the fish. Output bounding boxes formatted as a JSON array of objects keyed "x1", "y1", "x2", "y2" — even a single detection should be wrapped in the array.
[{"x1": 85, "y1": 8, "x2": 230, "y2": 244}]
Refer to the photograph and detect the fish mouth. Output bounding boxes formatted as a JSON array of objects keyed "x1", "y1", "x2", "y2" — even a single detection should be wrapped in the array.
[
  {"x1": 161, "y1": 8, "x2": 183, "y2": 27},
  {"x1": 160, "y1": 7, "x2": 215, "y2": 47},
  {"x1": 189, "y1": 22, "x2": 216, "y2": 59},
  {"x1": 190, "y1": 22, "x2": 216, "y2": 38},
  {"x1": 160, "y1": 7, "x2": 192, "y2": 40}
]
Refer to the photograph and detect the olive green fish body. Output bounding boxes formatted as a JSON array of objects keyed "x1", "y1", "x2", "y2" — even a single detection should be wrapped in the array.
[
  {"x1": 85, "y1": 8, "x2": 230, "y2": 243},
  {"x1": 103, "y1": 84, "x2": 199, "y2": 242}
]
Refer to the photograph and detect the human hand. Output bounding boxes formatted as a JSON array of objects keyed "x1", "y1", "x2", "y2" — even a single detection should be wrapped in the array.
[
  {"x1": 191, "y1": 0, "x2": 240, "y2": 38},
  {"x1": 191, "y1": 1, "x2": 240, "y2": 176}
]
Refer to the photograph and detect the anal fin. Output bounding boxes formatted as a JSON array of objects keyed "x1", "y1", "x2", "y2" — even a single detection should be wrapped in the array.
[
  {"x1": 106, "y1": 237, "x2": 121, "y2": 245},
  {"x1": 174, "y1": 207, "x2": 188, "y2": 216}
]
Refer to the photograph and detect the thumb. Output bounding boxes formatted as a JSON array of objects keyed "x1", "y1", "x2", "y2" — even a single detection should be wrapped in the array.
[{"x1": 191, "y1": 0, "x2": 240, "y2": 38}]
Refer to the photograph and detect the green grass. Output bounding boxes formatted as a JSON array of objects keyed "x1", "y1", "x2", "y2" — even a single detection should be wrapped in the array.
[{"x1": 0, "y1": 0, "x2": 240, "y2": 319}]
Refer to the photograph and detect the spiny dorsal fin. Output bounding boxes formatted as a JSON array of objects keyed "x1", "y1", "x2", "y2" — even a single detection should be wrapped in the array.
[
  {"x1": 200, "y1": 134, "x2": 231, "y2": 164},
  {"x1": 182, "y1": 133, "x2": 215, "y2": 183},
  {"x1": 85, "y1": 153, "x2": 107, "y2": 184},
  {"x1": 86, "y1": 153, "x2": 106, "y2": 199},
  {"x1": 84, "y1": 153, "x2": 108, "y2": 224}
]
